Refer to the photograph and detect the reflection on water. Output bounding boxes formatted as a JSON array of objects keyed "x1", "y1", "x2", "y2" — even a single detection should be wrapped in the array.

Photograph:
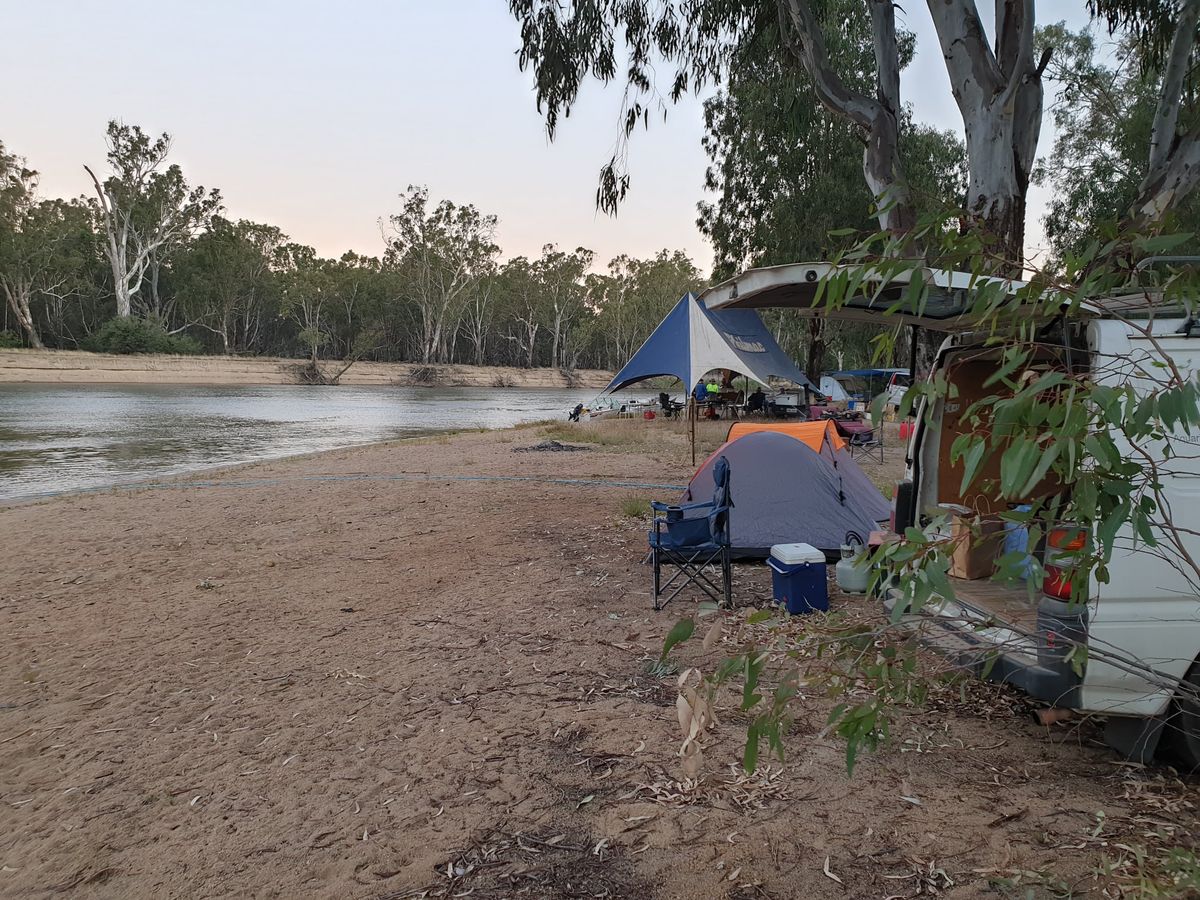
[{"x1": 0, "y1": 383, "x2": 604, "y2": 502}]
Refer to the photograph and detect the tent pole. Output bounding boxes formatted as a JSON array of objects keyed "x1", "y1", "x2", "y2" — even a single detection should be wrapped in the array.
[{"x1": 689, "y1": 396, "x2": 696, "y2": 466}]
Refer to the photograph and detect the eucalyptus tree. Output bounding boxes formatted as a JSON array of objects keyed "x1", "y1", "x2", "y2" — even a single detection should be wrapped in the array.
[
  {"x1": 1035, "y1": 21, "x2": 1200, "y2": 265},
  {"x1": 588, "y1": 250, "x2": 700, "y2": 371},
  {"x1": 383, "y1": 186, "x2": 499, "y2": 364},
  {"x1": 509, "y1": 0, "x2": 1200, "y2": 268},
  {"x1": 535, "y1": 244, "x2": 594, "y2": 369},
  {"x1": 0, "y1": 144, "x2": 94, "y2": 348},
  {"x1": 174, "y1": 217, "x2": 286, "y2": 354},
  {"x1": 459, "y1": 266, "x2": 500, "y2": 366},
  {"x1": 275, "y1": 242, "x2": 331, "y2": 366},
  {"x1": 319, "y1": 252, "x2": 390, "y2": 360},
  {"x1": 85, "y1": 121, "x2": 220, "y2": 319},
  {"x1": 697, "y1": 5, "x2": 965, "y2": 376},
  {"x1": 494, "y1": 256, "x2": 543, "y2": 367}
]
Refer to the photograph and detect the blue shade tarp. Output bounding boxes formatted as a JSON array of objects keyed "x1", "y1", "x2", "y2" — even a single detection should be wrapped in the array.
[
  {"x1": 827, "y1": 368, "x2": 909, "y2": 378},
  {"x1": 604, "y1": 294, "x2": 814, "y2": 394},
  {"x1": 685, "y1": 431, "x2": 888, "y2": 557}
]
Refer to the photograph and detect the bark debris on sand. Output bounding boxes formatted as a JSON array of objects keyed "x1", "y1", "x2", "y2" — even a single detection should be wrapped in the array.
[{"x1": 513, "y1": 439, "x2": 591, "y2": 453}]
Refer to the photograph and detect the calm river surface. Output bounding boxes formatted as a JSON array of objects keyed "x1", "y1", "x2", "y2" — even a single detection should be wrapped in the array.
[{"x1": 0, "y1": 384, "x2": 604, "y2": 502}]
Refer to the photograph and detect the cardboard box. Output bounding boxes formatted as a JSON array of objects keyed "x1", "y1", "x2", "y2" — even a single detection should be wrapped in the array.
[{"x1": 947, "y1": 511, "x2": 1005, "y2": 580}]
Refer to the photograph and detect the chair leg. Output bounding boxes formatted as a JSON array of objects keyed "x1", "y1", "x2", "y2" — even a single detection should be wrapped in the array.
[
  {"x1": 652, "y1": 548, "x2": 662, "y2": 610},
  {"x1": 722, "y1": 547, "x2": 732, "y2": 608},
  {"x1": 653, "y1": 546, "x2": 728, "y2": 609}
]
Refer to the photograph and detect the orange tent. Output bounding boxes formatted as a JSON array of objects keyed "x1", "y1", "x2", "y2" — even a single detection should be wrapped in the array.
[{"x1": 725, "y1": 419, "x2": 846, "y2": 452}]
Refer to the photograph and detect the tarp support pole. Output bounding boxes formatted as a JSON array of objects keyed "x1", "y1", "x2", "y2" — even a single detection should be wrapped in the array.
[
  {"x1": 909, "y1": 325, "x2": 920, "y2": 379},
  {"x1": 688, "y1": 397, "x2": 696, "y2": 466}
]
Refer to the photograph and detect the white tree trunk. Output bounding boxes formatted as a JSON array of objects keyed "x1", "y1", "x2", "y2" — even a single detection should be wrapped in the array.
[
  {"x1": 1133, "y1": 0, "x2": 1200, "y2": 225},
  {"x1": 925, "y1": 0, "x2": 1045, "y2": 268},
  {"x1": 2, "y1": 280, "x2": 44, "y2": 349}
]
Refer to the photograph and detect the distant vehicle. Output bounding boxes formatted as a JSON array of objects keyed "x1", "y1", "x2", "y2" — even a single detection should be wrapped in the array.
[
  {"x1": 584, "y1": 397, "x2": 654, "y2": 419},
  {"x1": 703, "y1": 261, "x2": 1200, "y2": 768},
  {"x1": 826, "y1": 368, "x2": 910, "y2": 411}
]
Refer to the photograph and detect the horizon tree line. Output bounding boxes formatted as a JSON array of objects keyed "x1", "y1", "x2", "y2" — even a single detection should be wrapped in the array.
[{"x1": 0, "y1": 122, "x2": 720, "y2": 374}]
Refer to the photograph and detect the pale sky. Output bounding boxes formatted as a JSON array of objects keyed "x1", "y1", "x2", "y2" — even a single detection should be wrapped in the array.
[{"x1": 3, "y1": 1, "x2": 1093, "y2": 276}]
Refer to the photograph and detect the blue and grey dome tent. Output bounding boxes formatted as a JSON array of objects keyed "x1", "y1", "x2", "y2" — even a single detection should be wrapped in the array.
[
  {"x1": 685, "y1": 430, "x2": 888, "y2": 557},
  {"x1": 602, "y1": 293, "x2": 816, "y2": 394}
]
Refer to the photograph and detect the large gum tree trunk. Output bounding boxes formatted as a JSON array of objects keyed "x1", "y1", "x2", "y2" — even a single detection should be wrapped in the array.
[
  {"x1": 927, "y1": 0, "x2": 1047, "y2": 272},
  {"x1": 1131, "y1": 0, "x2": 1200, "y2": 226},
  {"x1": 3, "y1": 281, "x2": 44, "y2": 349},
  {"x1": 780, "y1": 0, "x2": 916, "y2": 235},
  {"x1": 962, "y1": 116, "x2": 1027, "y2": 261}
]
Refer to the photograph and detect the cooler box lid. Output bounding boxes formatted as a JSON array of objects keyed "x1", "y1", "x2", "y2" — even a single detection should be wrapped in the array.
[{"x1": 769, "y1": 542, "x2": 825, "y2": 565}]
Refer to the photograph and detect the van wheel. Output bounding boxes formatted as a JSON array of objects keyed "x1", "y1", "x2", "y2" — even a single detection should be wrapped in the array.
[{"x1": 1162, "y1": 660, "x2": 1200, "y2": 772}]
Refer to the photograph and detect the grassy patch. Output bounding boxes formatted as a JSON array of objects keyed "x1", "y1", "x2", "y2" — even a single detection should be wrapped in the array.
[
  {"x1": 540, "y1": 421, "x2": 654, "y2": 448},
  {"x1": 619, "y1": 497, "x2": 650, "y2": 519}
]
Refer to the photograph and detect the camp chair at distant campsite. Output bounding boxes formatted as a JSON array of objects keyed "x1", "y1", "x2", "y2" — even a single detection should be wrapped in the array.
[
  {"x1": 658, "y1": 392, "x2": 684, "y2": 418},
  {"x1": 848, "y1": 414, "x2": 885, "y2": 463},
  {"x1": 648, "y1": 456, "x2": 733, "y2": 610}
]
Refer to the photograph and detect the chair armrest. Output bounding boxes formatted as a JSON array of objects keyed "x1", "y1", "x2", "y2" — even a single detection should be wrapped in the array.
[{"x1": 651, "y1": 499, "x2": 713, "y2": 513}]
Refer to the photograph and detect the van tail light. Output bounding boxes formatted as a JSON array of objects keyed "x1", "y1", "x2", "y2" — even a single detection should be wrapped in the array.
[
  {"x1": 1042, "y1": 566, "x2": 1074, "y2": 600},
  {"x1": 1043, "y1": 527, "x2": 1087, "y2": 601}
]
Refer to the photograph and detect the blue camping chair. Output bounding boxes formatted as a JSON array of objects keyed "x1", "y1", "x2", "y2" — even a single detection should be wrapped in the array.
[{"x1": 648, "y1": 456, "x2": 733, "y2": 610}]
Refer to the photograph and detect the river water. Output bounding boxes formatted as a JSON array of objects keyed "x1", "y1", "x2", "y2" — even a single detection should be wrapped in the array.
[{"x1": 0, "y1": 384, "x2": 604, "y2": 503}]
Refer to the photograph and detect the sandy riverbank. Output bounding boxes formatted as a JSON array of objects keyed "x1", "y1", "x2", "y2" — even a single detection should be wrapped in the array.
[
  {"x1": 0, "y1": 349, "x2": 612, "y2": 389},
  {"x1": 1, "y1": 420, "x2": 1195, "y2": 898}
]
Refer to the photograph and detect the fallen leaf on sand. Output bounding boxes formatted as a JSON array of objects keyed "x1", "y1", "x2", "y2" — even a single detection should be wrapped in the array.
[
  {"x1": 576, "y1": 794, "x2": 595, "y2": 809},
  {"x1": 823, "y1": 857, "x2": 843, "y2": 884},
  {"x1": 680, "y1": 739, "x2": 703, "y2": 778},
  {"x1": 676, "y1": 694, "x2": 693, "y2": 739},
  {"x1": 702, "y1": 621, "x2": 722, "y2": 652}
]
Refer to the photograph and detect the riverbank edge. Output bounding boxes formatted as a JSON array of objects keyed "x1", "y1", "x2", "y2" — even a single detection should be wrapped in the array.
[
  {"x1": 0, "y1": 421, "x2": 564, "y2": 507},
  {"x1": 0, "y1": 349, "x2": 613, "y2": 388}
]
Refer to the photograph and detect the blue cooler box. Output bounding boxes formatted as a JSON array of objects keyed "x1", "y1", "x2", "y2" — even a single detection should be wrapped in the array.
[{"x1": 768, "y1": 543, "x2": 828, "y2": 614}]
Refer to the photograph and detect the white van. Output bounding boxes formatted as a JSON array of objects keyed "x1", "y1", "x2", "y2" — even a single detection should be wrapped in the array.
[{"x1": 701, "y1": 262, "x2": 1200, "y2": 767}]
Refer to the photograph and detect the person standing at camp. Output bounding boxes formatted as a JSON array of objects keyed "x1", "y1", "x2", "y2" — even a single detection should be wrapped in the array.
[
  {"x1": 693, "y1": 379, "x2": 708, "y2": 404},
  {"x1": 705, "y1": 378, "x2": 719, "y2": 397}
]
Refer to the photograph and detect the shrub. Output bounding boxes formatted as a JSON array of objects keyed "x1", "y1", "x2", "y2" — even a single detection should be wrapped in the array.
[
  {"x1": 85, "y1": 318, "x2": 201, "y2": 355},
  {"x1": 0, "y1": 330, "x2": 23, "y2": 349},
  {"x1": 619, "y1": 497, "x2": 650, "y2": 519}
]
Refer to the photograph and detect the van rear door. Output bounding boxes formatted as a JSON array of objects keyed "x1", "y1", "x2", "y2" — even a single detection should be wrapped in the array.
[{"x1": 700, "y1": 262, "x2": 1033, "y2": 331}]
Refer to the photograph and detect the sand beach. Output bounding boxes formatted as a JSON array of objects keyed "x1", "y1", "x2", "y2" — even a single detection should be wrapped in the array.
[{"x1": 1, "y1": 420, "x2": 1195, "y2": 898}]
